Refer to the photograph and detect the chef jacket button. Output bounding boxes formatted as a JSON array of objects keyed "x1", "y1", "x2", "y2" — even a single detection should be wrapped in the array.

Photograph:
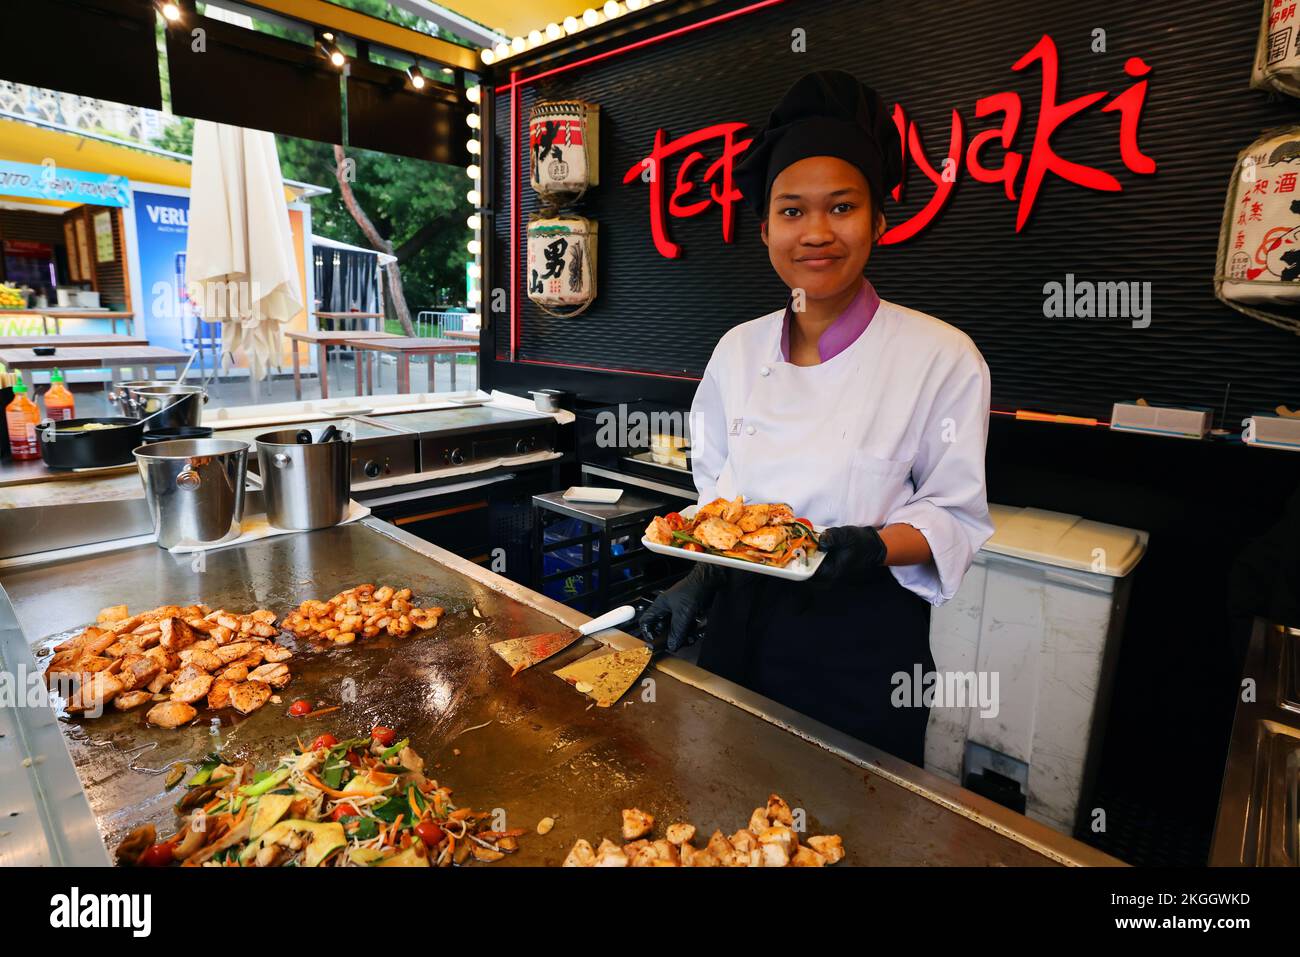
[
  {"x1": 760, "y1": 366, "x2": 771, "y2": 376},
  {"x1": 745, "y1": 425, "x2": 756, "y2": 436}
]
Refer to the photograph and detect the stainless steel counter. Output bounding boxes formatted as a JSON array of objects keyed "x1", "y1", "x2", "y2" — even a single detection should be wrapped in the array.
[
  {"x1": 0, "y1": 518, "x2": 1121, "y2": 867},
  {"x1": 1211, "y1": 619, "x2": 1300, "y2": 866}
]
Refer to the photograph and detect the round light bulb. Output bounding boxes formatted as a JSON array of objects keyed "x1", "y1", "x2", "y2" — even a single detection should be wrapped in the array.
[
  {"x1": 604, "y1": 1, "x2": 623, "y2": 17},
  {"x1": 546, "y1": 23, "x2": 563, "y2": 39},
  {"x1": 583, "y1": 8, "x2": 600, "y2": 26},
  {"x1": 468, "y1": 263, "x2": 482, "y2": 278},
  {"x1": 466, "y1": 85, "x2": 481, "y2": 104},
  {"x1": 467, "y1": 164, "x2": 480, "y2": 180},
  {"x1": 467, "y1": 189, "x2": 481, "y2": 205},
  {"x1": 528, "y1": 30, "x2": 543, "y2": 46},
  {"x1": 330, "y1": 50, "x2": 345, "y2": 67},
  {"x1": 466, "y1": 139, "x2": 480, "y2": 155},
  {"x1": 564, "y1": 16, "x2": 581, "y2": 32},
  {"x1": 411, "y1": 72, "x2": 425, "y2": 89},
  {"x1": 511, "y1": 36, "x2": 525, "y2": 52},
  {"x1": 494, "y1": 42, "x2": 510, "y2": 60},
  {"x1": 162, "y1": 2, "x2": 181, "y2": 22},
  {"x1": 467, "y1": 214, "x2": 481, "y2": 230},
  {"x1": 467, "y1": 239, "x2": 481, "y2": 255},
  {"x1": 466, "y1": 113, "x2": 480, "y2": 129},
  {"x1": 480, "y1": 49, "x2": 495, "y2": 65}
]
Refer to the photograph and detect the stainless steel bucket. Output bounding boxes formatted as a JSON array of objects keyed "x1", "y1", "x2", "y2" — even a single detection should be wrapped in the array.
[
  {"x1": 134, "y1": 385, "x2": 207, "y2": 429},
  {"x1": 134, "y1": 439, "x2": 249, "y2": 548},
  {"x1": 109, "y1": 379, "x2": 170, "y2": 416},
  {"x1": 255, "y1": 427, "x2": 352, "y2": 531}
]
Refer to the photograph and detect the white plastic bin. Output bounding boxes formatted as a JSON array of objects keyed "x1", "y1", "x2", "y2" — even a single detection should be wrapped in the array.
[{"x1": 926, "y1": 504, "x2": 1148, "y2": 835}]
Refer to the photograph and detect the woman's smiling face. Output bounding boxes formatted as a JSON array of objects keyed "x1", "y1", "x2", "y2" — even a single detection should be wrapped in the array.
[{"x1": 762, "y1": 155, "x2": 879, "y2": 300}]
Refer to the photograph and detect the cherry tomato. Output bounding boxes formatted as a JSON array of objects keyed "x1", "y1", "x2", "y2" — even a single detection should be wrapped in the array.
[
  {"x1": 309, "y1": 733, "x2": 337, "y2": 751},
  {"x1": 330, "y1": 803, "x2": 359, "y2": 821},
  {"x1": 664, "y1": 511, "x2": 684, "y2": 531},
  {"x1": 794, "y1": 518, "x2": 814, "y2": 530},
  {"x1": 414, "y1": 821, "x2": 446, "y2": 847},
  {"x1": 288, "y1": 699, "x2": 312, "y2": 717},
  {"x1": 138, "y1": 842, "x2": 174, "y2": 867},
  {"x1": 683, "y1": 543, "x2": 703, "y2": 553},
  {"x1": 344, "y1": 750, "x2": 362, "y2": 767},
  {"x1": 371, "y1": 725, "x2": 397, "y2": 746}
]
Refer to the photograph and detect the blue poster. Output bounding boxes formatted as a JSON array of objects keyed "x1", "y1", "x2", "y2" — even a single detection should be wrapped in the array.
[{"x1": 132, "y1": 190, "x2": 217, "y2": 354}]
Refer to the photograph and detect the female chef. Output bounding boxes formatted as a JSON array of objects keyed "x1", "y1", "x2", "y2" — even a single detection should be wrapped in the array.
[{"x1": 641, "y1": 71, "x2": 993, "y2": 765}]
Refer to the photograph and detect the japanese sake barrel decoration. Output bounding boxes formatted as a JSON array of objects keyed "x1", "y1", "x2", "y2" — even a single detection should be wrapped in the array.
[
  {"x1": 1215, "y1": 127, "x2": 1300, "y2": 335},
  {"x1": 529, "y1": 100, "x2": 601, "y2": 204},
  {"x1": 526, "y1": 215, "x2": 598, "y2": 317},
  {"x1": 1251, "y1": 0, "x2": 1300, "y2": 97}
]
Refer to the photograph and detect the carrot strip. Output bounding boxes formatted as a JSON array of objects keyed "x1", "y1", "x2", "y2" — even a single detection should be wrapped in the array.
[{"x1": 303, "y1": 770, "x2": 351, "y2": 799}]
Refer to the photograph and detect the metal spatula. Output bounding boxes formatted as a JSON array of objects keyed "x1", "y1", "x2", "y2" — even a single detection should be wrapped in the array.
[{"x1": 490, "y1": 604, "x2": 635, "y2": 675}]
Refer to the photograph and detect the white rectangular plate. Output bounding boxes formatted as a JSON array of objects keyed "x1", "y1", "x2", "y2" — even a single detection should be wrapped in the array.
[
  {"x1": 563, "y1": 486, "x2": 624, "y2": 503},
  {"x1": 640, "y1": 504, "x2": 826, "y2": 581}
]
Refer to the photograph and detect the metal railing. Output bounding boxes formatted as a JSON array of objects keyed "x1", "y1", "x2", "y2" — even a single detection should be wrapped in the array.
[{"x1": 414, "y1": 310, "x2": 479, "y2": 337}]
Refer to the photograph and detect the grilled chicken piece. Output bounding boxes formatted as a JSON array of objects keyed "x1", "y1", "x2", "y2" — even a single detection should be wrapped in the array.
[
  {"x1": 246, "y1": 663, "x2": 291, "y2": 689},
  {"x1": 805, "y1": 834, "x2": 844, "y2": 864},
  {"x1": 159, "y1": 617, "x2": 197, "y2": 651},
  {"x1": 147, "y1": 671, "x2": 173, "y2": 694},
  {"x1": 695, "y1": 517, "x2": 744, "y2": 551},
  {"x1": 665, "y1": 822, "x2": 696, "y2": 846},
  {"x1": 791, "y1": 845, "x2": 826, "y2": 867},
  {"x1": 114, "y1": 690, "x2": 153, "y2": 711},
  {"x1": 219, "y1": 663, "x2": 249, "y2": 682},
  {"x1": 695, "y1": 497, "x2": 728, "y2": 520},
  {"x1": 180, "y1": 648, "x2": 223, "y2": 673},
  {"x1": 118, "y1": 655, "x2": 160, "y2": 692},
  {"x1": 737, "y1": 503, "x2": 771, "y2": 532},
  {"x1": 229, "y1": 680, "x2": 271, "y2": 714},
  {"x1": 97, "y1": 604, "x2": 130, "y2": 624},
  {"x1": 214, "y1": 641, "x2": 257, "y2": 664},
  {"x1": 621, "y1": 807, "x2": 654, "y2": 841},
  {"x1": 146, "y1": 700, "x2": 197, "y2": 728},
  {"x1": 66, "y1": 672, "x2": 124, "y2": 714},
  {"x1": 644, "y1": 515, "x2": 674, "y2": 546},
  {"x1": 562, "y1": 839, "x2": 595, "y2": 867},
  {"x1": 261, "y1": 644, "x2": 293, "y2": 663},
  {"x1": 250, "y1": 609, "x2": 278, "y2": 624},
  {"x1": 739, "y1": 525, "x2": 790, "y2": 552},
  {"x1": 593, "y1": 839, "x2": 629, "y2": 867},
  {"x1": 207, "y1": 678, "x2": 235, "y2": 710},
  {"x1": 748, "y1": 807, "x2": 769, "y2": 834},
  {"x1": 766, "y1": 503, "x2": 795, "y2": 525},
  {"x1": 766, "y1": 793, "x2": 795, "y2": 827},
  {"x1": 169, "y1": 673, "x2": 213, "y2": 704},
  {"x1": 707, "y1": 829, "x2": 737, "y2": 866}
]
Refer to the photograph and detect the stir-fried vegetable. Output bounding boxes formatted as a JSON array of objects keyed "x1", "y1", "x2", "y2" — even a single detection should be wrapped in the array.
[{"x1": 114, "y1": 729, "x2": 520, "y2": 867}]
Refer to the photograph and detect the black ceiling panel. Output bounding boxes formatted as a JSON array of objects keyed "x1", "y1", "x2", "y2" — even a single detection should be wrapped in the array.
[
  {"x1": 165, "y1": 14, "x2": 342, "y2": 144},
  {"x1": 1, "y1": 0, "x2": 160, "y2": 109},
  {"x1": 346, "y1": 60, "x2": 470, "y2": 164}
]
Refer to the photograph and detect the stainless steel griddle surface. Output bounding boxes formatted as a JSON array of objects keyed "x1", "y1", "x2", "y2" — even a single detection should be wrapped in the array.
[{"x1": 2, "y1": 520, "x2": 1076, "y2": 866}]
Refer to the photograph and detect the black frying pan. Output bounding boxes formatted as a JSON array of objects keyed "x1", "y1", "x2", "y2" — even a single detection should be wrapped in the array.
[{"x1": 35, "y1": 417, "x2": 146, "y2": 469}]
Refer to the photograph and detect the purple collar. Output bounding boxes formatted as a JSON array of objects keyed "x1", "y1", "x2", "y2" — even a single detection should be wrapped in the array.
[{"x1": 780, "y1": 279, "x2": 880, "y2": 363}]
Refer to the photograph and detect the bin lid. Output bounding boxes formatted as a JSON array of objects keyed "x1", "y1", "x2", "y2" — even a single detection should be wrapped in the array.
[{"x1": 983, "y1": 504, "x2": 1147, "y2": 577}]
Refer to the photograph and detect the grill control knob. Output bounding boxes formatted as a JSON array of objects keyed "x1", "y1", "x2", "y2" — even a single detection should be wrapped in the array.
[
  {"x1": 363, "y1": 460, "x2": 382, "y2": 479},
  {"x1": 448, "y1": 448, "x2": 465, "y2": 465},
  {"x1": 515, "y1": 438, "x2": 530, "y2": 455}
]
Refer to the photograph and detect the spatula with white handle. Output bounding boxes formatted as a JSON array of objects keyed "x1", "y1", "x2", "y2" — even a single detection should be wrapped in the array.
[{"x1": 489, "y1": 605, "x2": 635, "y2": 675}]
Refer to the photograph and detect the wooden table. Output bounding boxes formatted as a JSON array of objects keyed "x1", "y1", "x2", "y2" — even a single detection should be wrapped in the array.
[
  {"x1": 0, "y1": 334, "x2": 147, "y2": 349},
  {"x1": 0, "y1": 345, "x2": 190, "y2": 393},
  {"x1": 283, "y1": 329, "x2": 399, "y2": 399},
  {"x1": 0, "y1": 310, "x2": 137, "y2": 336},
  {"x1": 314, "y1": 311, "x2": 385, "y2": 334},
  {"x1": 442, "y1": 329, "x2": 481, "y2": 342},
  {"x1": 350, "y1": 336, "x2": 480, "y2": 394}
]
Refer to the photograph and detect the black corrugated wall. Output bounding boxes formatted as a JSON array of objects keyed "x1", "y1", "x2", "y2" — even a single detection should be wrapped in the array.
[{"x1": 493, "y1": 0, "x2": 1300, "y2": 425}]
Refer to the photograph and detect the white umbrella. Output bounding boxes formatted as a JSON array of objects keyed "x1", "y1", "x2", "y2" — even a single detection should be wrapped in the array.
[{"x1": 185, "y1": 6, "x2": 302, "y2": 399}]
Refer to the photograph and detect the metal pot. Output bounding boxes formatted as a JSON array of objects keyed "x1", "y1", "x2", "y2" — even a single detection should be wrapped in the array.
[
  {"x1": 134, "y1": 439, "x2": 249, "y2": 548},
  {"x1": 109, "y1": 380, "x2": 170, "y2": 416},
  {"x1": 35, "y1": 417, "x2": 146, "y2": 470},
  {"x1": 133, "y1": 385, "x2": 207, "y2": 429},
  {"x1": 255, "y1": 427, "x2": 351, "y2": 531}
]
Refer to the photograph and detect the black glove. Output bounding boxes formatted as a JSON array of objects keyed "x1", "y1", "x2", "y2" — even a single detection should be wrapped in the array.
[
  {"x1": 639, "y1": 564, "x2": 725, "y2": 652},
  {"x1": 816, "y1": 525, "x2": 888, "y2": 582}
]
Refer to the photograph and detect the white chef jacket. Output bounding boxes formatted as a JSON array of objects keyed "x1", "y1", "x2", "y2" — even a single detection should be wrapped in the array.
[{"x1": 688, "y1": 297, "x2": 994, "y2": 605}]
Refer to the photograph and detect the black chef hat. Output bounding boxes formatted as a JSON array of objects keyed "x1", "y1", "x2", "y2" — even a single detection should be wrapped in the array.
[{"x1": 734, "y1": 70, "x2": 903, "y2": 219}]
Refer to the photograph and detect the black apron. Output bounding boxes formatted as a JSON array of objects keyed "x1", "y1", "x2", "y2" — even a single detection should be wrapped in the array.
[{"x1": 697, "y1": 564, "x2": 933, "y2": 766}]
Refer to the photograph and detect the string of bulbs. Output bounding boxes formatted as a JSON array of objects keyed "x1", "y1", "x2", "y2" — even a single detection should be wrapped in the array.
[{"x1": 481, "y1": 0, "x2": 669, "y2": 65}]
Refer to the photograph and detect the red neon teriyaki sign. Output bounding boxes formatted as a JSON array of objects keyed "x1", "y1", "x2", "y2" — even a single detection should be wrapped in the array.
[{"x1": 622, "y1": 35, "x2": 1155, "y2": 258}]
